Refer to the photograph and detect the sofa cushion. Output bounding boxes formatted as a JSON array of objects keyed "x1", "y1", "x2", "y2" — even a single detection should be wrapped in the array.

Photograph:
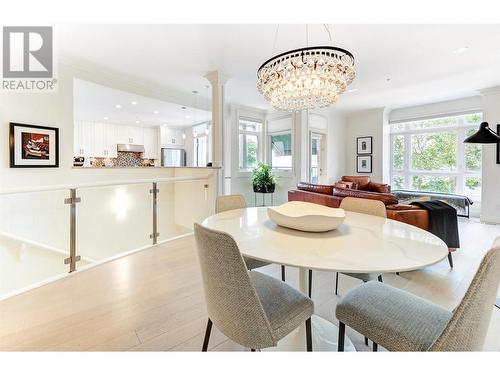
[
  {"x1": 333, "y1": 187, "x2": 398, "y2": 206},
  {"x1": 297, "y1": 182, "x2": 334, "y2": 195},
  {"x1": 341, "y1": 176, "x2": 370, "y2": 191},
  {"x1": 336, "y1": 181, "x2": 358, "y2": 190},
  {"x1": 368, "y1": 181, "x2": 391, "y2": 193}
]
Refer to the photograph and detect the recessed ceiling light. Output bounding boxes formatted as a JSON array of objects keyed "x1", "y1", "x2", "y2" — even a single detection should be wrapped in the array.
[
  {"x1": 115, "y1": 104, "x2": 122, "y2": 109},
  {"x1": 131, "y1": 101, "x2": 137, "y2": 105},
  {"x1": 347, "y1": 88, "x2": 359, "y2": 93},
  {"x1": 153, "y1": 110, "x2": 159, "y2": 114},
  {"x1": 103, "y1": 116, "x2": 109, "y2": 120},
  {"x1": 186, "y1": 115, "x2": 191, "y2": 119},
  {"x1": 135, "y1": 120, "x2": 140, "y2": 124},
  {"x1": 163, "y1": 123, "x2": 168, "y2": 126},
  {"x1": 453, "y1": 46, "x2": 469, "y2": 54}
]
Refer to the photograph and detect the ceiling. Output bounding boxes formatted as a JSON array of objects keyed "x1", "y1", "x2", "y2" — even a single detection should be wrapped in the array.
[
  {"x1": 73, "y1": 79, "x2": 211, "y2": 127},
  {"x1": 60, "y1": 24, "x2": 500, "y2": 112}
]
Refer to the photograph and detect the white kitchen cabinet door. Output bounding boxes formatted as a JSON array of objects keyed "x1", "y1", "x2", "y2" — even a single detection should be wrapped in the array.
[
  {"x1": 143, "y1": 127, "x2": 159, "y2": 159},
  {"x1": 161, "y1": 127, "x2": 185, "y2": 148},
  {"x1": 76, "y1": 121, "x2": 95, "y2": 157},
  {"x1": 114, "y1": 125, "x2": 129, "y2": 145},
  {"x1": 74, "y1": 121, "x2": 83, "y2": 157},
  {"x1": 105, "y1": 124, "x2": 118, "y2": 158},
  {"x1": 127, "y1": 126, "x2": 144, "y2": 145},
  {"x1": 93, "y1": 123, "x2": 106, "y2": 157}
]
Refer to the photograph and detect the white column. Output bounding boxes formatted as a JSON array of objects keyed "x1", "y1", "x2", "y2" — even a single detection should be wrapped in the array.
[{"x1": 205, "y1": 71, "x2": 229, "y2": 196}]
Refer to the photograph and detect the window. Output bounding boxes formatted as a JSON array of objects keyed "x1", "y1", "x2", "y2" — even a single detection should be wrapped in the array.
[
  {"x1": 192, "y1": 121, "x2": 211, "y2": 167},
  {"x1": 269, "y1": 132, "x2": 292, "y2": 170},
  {"x1": 194, "y1": 135, "x2": 207, "y2": 167},
  {"x1": 390, "y1": 112, "x2": 482, "y2": 200},
  {"x1": 239, "y1": 118, "x2": 261, "y2": 170}
]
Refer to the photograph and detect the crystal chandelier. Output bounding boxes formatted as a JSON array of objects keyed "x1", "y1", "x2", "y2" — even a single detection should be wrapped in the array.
[{"x1": 257, "y1": 27, "x2": 356, "y2": 112}]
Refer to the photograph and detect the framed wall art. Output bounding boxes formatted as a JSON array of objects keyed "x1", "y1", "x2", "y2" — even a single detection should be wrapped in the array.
[
  {"x1": 357, "y1": 136, "x2": 372, "y2": 154},
  {"x1": 9, "y1": 123, "x2": 59, "y2": 168},
  {"x1": 357, "y1": 155, "x2": 372, "y2": 173}
]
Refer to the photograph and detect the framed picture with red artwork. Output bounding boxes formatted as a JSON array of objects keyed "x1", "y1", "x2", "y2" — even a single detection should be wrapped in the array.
[{"x1": 9, "y1": 123, "x2": 59, "y2": 168}]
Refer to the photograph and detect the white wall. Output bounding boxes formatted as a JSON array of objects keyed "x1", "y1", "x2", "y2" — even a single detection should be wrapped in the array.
[
  {"x1": 327, "y1": 109, "x2": 347, "y2": 182},
  {"x1": 480, "y1": 87, "x2": 500, "y2": 224},
  {"x1": 346, "y1": 108, "x2": 386, "y2": 182}
]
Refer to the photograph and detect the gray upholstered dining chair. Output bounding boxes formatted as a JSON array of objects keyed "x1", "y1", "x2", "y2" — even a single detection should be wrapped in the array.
[
  {"x1": 216, "y1": 194, "x2": 286, "y2": 281},
  {"x1": 194, "y1": 223, "x2": 314, "y2": 351},
  {"x1": 335, "y1": 197, "x2": 387, "y2": 295},
  {"x1": 336, "y1": 237, "x2": 500, "y2": 351}
]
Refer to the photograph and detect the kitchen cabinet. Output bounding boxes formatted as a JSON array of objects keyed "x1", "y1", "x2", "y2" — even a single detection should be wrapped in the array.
[
  {"x1": 74, "y1": 122, "x2": 159, "y2": 159},
  {"x1": 74, "y1": 121, "x2": 95, "y2": 157},
  {"x1": 127, "y1": 126, "x2": 144, "y2": 145},
  {"x1": 143, "y1": 127, "x2": 159, "y2": 159},
  {"x1": 161, "y1": 127, "x2": 185, "y2": 148}
]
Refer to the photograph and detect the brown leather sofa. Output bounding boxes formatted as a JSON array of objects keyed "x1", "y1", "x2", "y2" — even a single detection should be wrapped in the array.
[{"x1": 288, "y1": 176, "x2": 430, "y2": 231}]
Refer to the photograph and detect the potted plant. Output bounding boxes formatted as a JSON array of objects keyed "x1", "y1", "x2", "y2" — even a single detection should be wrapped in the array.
[{"x1": 251, "y1": 163, "x2": 277, "y2": 193}]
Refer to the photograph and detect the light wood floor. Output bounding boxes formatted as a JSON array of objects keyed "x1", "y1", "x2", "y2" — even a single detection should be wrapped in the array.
[{"x1": 0, "y1": 218, "x2": 499, "y2": 351}]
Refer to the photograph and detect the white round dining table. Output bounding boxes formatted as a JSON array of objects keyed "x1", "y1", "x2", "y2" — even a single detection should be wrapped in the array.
[{"x1": 201, "y1": 206, "x2": 449, "y2": 351}]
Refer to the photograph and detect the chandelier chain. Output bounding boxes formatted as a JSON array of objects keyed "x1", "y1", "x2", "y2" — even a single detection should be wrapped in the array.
[{"x1": 324, "y1": 24, "x2": 333, "y2": 45}]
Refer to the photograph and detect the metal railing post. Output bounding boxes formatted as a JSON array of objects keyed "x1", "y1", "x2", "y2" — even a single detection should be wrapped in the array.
[
  {"x1": 64, "y1": 188, "x2": 81, "y2": 272},
  {"x1": 150, "y1": 182, "x2": 159, "y2": 245}
]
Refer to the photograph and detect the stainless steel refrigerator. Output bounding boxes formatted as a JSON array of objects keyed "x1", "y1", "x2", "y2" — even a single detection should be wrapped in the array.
[{"x1": 161, "y1": 148, "x2": 186, "y2": 167}]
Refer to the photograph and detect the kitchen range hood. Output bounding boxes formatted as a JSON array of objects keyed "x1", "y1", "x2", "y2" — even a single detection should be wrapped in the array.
[{"x1": 117, "y1": 144, "x2": 145, "y2": 153}]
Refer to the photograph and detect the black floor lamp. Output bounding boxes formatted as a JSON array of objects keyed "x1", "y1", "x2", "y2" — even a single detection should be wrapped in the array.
[{"x1": 464, "y1": 121, "x2": 500, "y2": 309}]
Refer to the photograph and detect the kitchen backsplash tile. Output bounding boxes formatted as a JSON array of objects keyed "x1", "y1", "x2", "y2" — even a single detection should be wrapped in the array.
[{"x1": 74, "y1": 152, "x2": 155, "y2": 167}]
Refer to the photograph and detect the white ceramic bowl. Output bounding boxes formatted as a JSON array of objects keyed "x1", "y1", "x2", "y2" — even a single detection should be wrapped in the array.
[{"x1": 267, "y1": 201, "x2": 346, "y2": 232}]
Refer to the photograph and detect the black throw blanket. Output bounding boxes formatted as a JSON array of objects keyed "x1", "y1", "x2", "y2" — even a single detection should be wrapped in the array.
[{"x1": 411, "y1": 200, "x2": 460, "y2": 248}]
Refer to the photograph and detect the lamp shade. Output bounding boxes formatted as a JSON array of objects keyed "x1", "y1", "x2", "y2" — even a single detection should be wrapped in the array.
[{"x1": 464, "y1": 122, "x2": 500, "y2": 144}]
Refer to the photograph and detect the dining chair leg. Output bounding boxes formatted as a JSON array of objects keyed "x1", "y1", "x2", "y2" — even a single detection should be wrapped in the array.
[
  {"x1": 448, "y1": 252, "x2": 454, "y2": 268},
  {"x1": 335, "y1": 272, "x2": 339, "y2": 295},
  {"x1": 338, "y1": 321, "x2": 345, "y2": 352},
  {"x1": 378, "y1": 275, "x2": 383, "y2": 283},
  {"x1": 281, "y1": 265, "x2": 286, "y2": 282},
  {"x1": 202, "y1": 318, "x2": 212, "y2": 352},
  {"x1": 308, "y1": 269, "x2": 312, "y2": 298},
  {"x1": 364, "y1": 336, "x2": 369, "y2": 346},
  {"x1": 373, "y1": 342, "x2": 378, "y2": 352},
  {"x1": 305, "y1": 317, "x2": 312, "y2": 352}
]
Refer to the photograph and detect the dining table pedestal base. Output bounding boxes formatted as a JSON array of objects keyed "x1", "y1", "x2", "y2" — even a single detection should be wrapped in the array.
[{"x1": 264, "y1": 315, "x2": 356, "y2": 352}]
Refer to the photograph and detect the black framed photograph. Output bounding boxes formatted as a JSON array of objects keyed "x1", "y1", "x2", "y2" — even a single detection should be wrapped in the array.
[
  {"x1": 357, "y1": 136, "x2": 372, "y2": 154},
  {"x1": 357, "y1": 155, "x2": 372, "y2": 173},
  {"x1": 9, "y1": 123, "x2": 59, "y2": 168}
]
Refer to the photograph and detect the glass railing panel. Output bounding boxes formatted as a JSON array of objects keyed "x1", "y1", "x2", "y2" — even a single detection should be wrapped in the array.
[
  {"x1": 0, "y1": 189, "x2": 72, "y2": 298},
  {"x1": 157, "y1": 178, "x2": 211, "y2": 243},
  {"x1": 76, "y1": 183, "x2": 152, "y2": 262}
]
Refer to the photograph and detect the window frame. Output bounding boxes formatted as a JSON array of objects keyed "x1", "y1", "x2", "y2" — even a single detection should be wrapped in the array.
[
  {"x1": 389, "y1": 112, "x2": 483, "y2": 200},
  {"x1": 238, "y1": 116, "x2": 263, "y2": 173},
  {"x1": 267, "y1": 129, "x2": 294, "y2": 175}
]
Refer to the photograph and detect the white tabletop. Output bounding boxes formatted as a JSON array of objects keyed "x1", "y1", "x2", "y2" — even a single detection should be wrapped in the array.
[{"x1": 202, "y1": 207, "x2": 449, "y2": 273}]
